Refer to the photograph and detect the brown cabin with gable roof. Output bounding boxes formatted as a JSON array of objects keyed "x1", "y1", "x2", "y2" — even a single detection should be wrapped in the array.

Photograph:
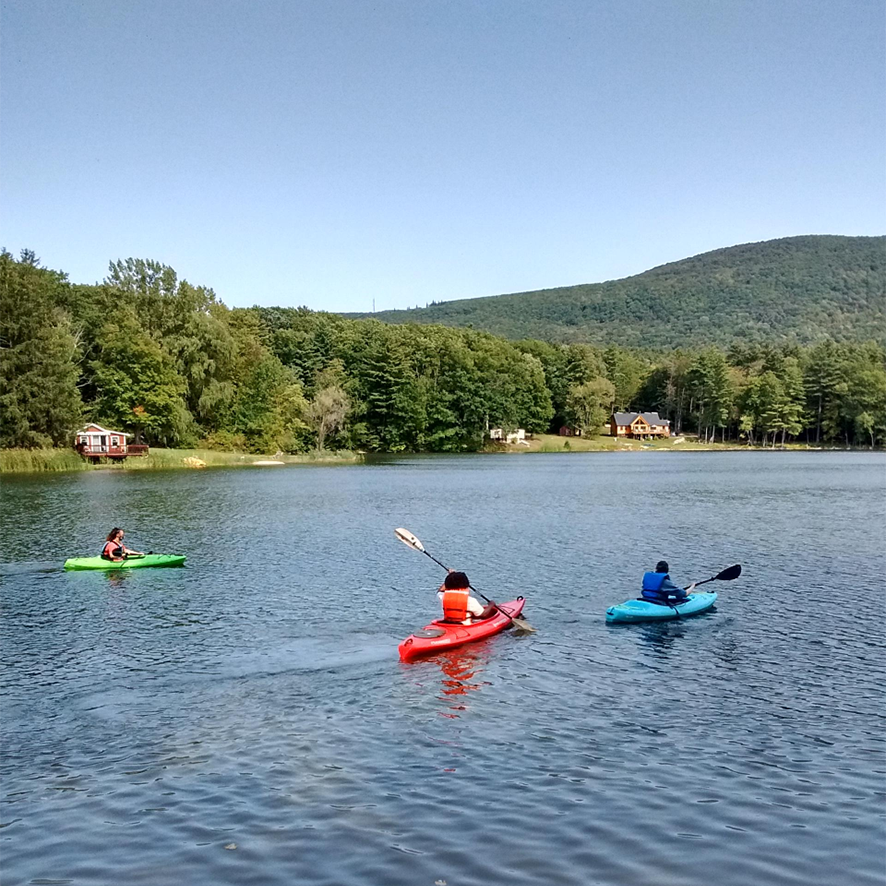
[{"x1": 609, "y1": 412, "x2": 671, "y2": 439}]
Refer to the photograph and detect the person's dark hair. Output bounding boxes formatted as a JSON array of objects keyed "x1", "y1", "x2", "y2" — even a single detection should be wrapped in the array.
[
  {"x1": 655, "y1": 560, "x2": 669, "y2": 573},
  {"x1": 107, "y1": 528, "x2": 123, "y2": 542},
  {"x1": 443, "y1": 571, "x2": 470, "y2": 590}
]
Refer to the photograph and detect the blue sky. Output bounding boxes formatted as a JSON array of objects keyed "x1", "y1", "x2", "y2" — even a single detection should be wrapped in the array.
[{"x1": 2, "y1": 0, "x2": 883, "y2": 311}]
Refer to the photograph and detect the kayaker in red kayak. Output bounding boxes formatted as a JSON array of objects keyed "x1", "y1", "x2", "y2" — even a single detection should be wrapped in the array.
[
  {"x1": 438, "y1": 571, "x2": 488, "y2": 624},
  {"x1": 641, "y1": 560, "x2": 696, "y2": 605},
  {"x1": 101, "y1": 528, "x2": 144, "y2": 562}
]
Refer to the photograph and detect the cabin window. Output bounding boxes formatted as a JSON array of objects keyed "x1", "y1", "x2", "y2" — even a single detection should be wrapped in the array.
[{"x1": 111, "y1": 437, "x2": 119, "y2": 446}]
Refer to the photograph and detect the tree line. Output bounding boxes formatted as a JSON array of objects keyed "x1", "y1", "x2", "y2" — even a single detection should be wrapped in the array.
[{"x1": 1, "y1": 250, "x2": 884, "y2": 452}]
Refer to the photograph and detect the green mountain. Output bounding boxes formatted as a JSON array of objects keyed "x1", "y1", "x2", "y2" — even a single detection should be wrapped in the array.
[{"x1": 353, "y1": 235, "x2": 886, "y2": 348}]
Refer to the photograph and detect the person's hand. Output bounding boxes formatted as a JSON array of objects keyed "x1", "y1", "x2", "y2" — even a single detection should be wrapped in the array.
[{"x1": 686, "y1": 583, "x2": 697, "y2": 593}]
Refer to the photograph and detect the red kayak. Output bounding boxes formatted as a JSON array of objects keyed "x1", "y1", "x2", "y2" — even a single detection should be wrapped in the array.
[{"x1": 398, "y1": 598, "x2": 526, "y2": 662}]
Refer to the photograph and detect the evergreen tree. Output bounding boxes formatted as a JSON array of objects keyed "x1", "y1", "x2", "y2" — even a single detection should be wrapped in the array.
[{"x1": 0, "y1": 251, "x2": 83, "y2": 447}]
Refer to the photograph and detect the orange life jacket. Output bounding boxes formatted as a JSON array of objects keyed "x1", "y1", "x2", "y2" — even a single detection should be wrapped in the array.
[
  {"x1": 442, "y1": 587, "x2": 470, "y2": 622},
  {"x1": 102, "y1": 540, "x2": 123, "y2": 560}
]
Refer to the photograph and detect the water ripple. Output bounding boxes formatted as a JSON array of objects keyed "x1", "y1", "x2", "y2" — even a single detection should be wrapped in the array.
[{"x1": 1, "y1": 453, "x2": 884, "y2": 885}]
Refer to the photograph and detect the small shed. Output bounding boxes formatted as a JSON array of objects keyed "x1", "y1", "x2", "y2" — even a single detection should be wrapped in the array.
[
  {"x1": 74, "y1": 424, "x2": 149, "y2": 461},
  {"x1": 489, "y1": 428, "x2": 527, "y2": 444},
  {"x1": 609, "y1": 412, "x2": 670, "y2": 439}
]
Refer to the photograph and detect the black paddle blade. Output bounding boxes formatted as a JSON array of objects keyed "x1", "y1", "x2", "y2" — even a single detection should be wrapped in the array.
[{"x1": 716, "y1": 564, "x2": 742, "y2": 581}]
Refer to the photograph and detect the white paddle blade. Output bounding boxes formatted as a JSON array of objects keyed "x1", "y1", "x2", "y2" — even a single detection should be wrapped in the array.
[{"x1": 394, "y1": 528, "x2": 425, "y2": 552}]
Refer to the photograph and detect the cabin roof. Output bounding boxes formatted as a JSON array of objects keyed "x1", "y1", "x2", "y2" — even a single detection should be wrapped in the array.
[
  {"x1": 611, "y1": 412, "x2": 670, "y2": 426},
  {"x1": 77, "y1": 424, "x2": 130, "y2": 437}
]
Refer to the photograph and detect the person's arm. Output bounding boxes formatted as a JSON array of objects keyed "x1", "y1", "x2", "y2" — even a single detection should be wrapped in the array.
[{"x1": 660, "y1": 576, "x2": 688, "y2": 599}]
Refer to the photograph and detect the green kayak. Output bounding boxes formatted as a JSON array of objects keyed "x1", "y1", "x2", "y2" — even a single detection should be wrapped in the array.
[{"x1": 63, "y1": 554, "x2": 186, "y2": 571}]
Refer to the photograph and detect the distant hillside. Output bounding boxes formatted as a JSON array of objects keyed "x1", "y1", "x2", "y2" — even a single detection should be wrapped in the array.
[{"x1": 352, "y1": 236, "x2": 886, "y2": 348}]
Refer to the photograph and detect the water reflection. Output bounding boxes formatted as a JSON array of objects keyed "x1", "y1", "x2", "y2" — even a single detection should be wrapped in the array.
[
  {"x1": 636, "y1": 621, "x2": 689, "y2": 655},
  {"x1": 399, "y1": 646, "x2": 492, "y2": 718},
  {"x1": 103, "y1": 569, "x2": 135, "y2": 590},
  {"x1": 434, "y1": 647, "x2": 490, "y2": 717},
  {"x1": 633, "y1": 607, "x2": 720, "y2": 657}
]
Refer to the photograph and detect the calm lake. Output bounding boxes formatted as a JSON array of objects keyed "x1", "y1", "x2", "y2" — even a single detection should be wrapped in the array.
[{"x1": 1, "y1": 452, "x2": 884, "y2": 886}]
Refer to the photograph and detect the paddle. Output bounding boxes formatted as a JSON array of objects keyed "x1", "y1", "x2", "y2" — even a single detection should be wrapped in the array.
[
  {"x1": 646, "y1": 564, "x2": 741, "y2": 618},
  {"x1": 394, "y1": 528, "x2": 536, "y2": 632},
  {"x1": 691, "y1": 563, "x2": 742, "y2": 588},
  {"x1": 668, "y1": 563, "x2": 742, "y2": 618}
]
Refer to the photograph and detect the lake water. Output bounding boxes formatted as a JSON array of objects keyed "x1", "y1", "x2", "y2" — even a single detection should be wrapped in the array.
[{"x1": 1, "y1": 452, "x2": 884, "y2": 886}]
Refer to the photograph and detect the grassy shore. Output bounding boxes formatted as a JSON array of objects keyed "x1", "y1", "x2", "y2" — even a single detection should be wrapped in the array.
[
  {"x1": 0, "y1": 447, "x2": 363, "y2": 473},
  {"x1": 491, "y1": 433, "x2": 818, "y2": 453},
  {"x1": 0, "y1": 448, "x2": 87, "y2": 472}
]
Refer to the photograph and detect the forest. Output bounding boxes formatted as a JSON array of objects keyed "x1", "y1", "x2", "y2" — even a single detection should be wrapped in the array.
[
  {"x1": 358, "y1": 235, "x2": 886, "y2": 349},
  {"x1": 1, "y1": 249, "x2": 885, "y2": 454}
]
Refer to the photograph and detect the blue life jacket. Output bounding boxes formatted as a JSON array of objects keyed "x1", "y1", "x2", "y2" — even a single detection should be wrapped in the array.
[
  {"x1": 641, "y1": 571, "x2": 683, "y2": 605},
  {"x1": 642, "y1": 572, "x2": 667, "y2": 592}
]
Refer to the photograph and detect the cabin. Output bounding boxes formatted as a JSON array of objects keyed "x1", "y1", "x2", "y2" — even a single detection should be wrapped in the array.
[
  {"x1": 489, "y1": 428, "x2": 527, "y2": 445},
  {"x1": 558, "y1": 426, "x2": 582, "y2": 437},
  {"x1": 610, "y1": 412, "x2": 670, "y2": 439},
  {"x1": 74, "y1": 424, "x2": 149, "y2": 462}
]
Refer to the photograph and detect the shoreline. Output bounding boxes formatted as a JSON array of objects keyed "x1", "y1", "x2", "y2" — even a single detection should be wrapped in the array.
[
  {"x1": 2, "y1": 438, "x2": 880, "y2": 473},
  {"x1": 484, "y1": 433, "x2": 881, "y2": 454},
  {"x1": 0, "y1": 447, "x2": 364, "y2": 474}
]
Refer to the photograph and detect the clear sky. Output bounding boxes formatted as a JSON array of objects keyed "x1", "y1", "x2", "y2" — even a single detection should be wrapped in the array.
[{"x1": 2, "y1": 0, "x2": 883, "y2": 311}]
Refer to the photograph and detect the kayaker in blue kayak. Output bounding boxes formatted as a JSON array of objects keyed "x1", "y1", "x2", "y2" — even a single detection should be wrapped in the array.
[
  {"x1": 641, "y1": 561, "x2": 696, "y2": 606},
  {"x1": 101, "y1": 528, "x2": 144, "y2": 562}
]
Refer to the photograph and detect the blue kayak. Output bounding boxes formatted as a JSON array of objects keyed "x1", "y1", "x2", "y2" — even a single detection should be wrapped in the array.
[{"x1": 605, "y1": 592, "x2": 717, "y2": 624}]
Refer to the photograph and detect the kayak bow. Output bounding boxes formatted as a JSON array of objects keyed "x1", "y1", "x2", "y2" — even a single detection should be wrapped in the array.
[{"x1": 399, "y1": 597, "x2": 526, "y2": 662}]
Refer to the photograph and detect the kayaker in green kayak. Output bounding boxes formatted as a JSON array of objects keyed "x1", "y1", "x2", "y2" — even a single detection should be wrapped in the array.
[
  {"x1": 101, "y1": 528, "x2": 144, "y2": 563},
  {"x1": 641, "y1": 561, "x2": 696, "y2": 606}
]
